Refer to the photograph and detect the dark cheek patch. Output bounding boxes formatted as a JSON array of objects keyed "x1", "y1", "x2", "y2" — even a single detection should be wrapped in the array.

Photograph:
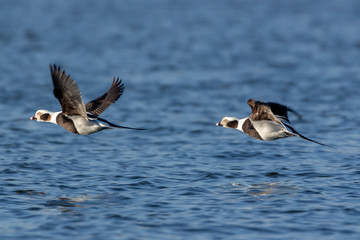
[
  {"x1": 226, "y1": 120, "x2": 239, "y2": 128},
  {"x1": 40, "y1": 113, "x2": 51, "y2": 121}
]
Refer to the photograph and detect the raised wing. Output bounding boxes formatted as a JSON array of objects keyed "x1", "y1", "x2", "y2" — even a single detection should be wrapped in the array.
[
  {"x1": 50, "y1": 64, "x2": 88, "y2": 119},
  {"x1": 247, "y1": 99, "x2": 302, "y2": 124},
  {"x1": 247, "y1": 99, "x2": 282, "y2": 123},
  {"x1": 267, "y1": 102, "x2": 302, "y2": 122},
  {"x1": 265, "y1": 102, "x2": 292, "y2": 123},
  {"x1": 85, "y1": 77, "x2": 124, "y2": 116}
]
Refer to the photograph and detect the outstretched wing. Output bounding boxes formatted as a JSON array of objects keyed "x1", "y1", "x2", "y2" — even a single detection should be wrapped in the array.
[
  {"x1": 50, "y1": 64, "x2": 87, "y2": 119},
  {"x1": 85, "y1": 77, "x2": 124, "y2": 116}
]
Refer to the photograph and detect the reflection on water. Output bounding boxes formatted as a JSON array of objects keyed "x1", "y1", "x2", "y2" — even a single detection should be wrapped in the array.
[
  {"x1": 231, "y1": 182, "x2": 297, "y2": 198},
  {"x1": 46, "y1": 195, "x2": 91, "y2": 208}
]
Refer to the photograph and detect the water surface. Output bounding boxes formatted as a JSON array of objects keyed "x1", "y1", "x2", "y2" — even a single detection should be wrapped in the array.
[{"x1": 0, "y1": 1, "x2": 360, "y2": 239}]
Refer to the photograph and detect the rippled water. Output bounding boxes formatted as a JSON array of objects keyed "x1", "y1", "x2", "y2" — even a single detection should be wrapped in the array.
[{"x1": 1, "y1": 0, "x2": 360, "y2": 239}]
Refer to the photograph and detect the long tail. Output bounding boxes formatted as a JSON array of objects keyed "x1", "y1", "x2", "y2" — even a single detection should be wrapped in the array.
[
  {"x1": 283, "y1": 123, "x2": 331, "y2": 147},
  {"x1": 88, "y1": 114, "x2": 146, "y2": 130}
]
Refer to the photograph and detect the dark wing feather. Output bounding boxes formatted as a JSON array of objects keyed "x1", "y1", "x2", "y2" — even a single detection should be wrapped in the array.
[
  {"x1": 267, "y1": 102, "x2": 302, "y2": 122},
  {"x1": 247, "y1": 99, "x2": 301, "y2": 124},
  {"x1": 265, "y1": 102, "x2": 292, "y2": 123},
  {"x1": 85, "y1": 77, "x2": 124, "y2": 116},
  {"x1": 50, "y1": 64, "x2": 87, "y2": 119},
  {"x1": 247, "y1": 99, "x2": 282, "y2": 123}
]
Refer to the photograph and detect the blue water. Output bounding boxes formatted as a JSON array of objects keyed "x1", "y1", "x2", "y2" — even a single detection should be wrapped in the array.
[{"x1": 1, "y1": 0, "x2": 360, "y2": 239}]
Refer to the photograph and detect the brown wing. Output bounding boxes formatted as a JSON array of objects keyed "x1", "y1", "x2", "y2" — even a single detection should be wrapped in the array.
[
  {"x1": 265, "y1": 102, "x2": 292, "y2": 123},
  {"x1": 85, "y1": 77, "x2": 124, "y2": 116},
  {"x1": 247, "y1": 99, "x2": 282, "y2": 123},
  {"x1": 50, "y1": 64, "x2": 88, "y2": 119},
  {"x1": 267, "y1": 102, "x2": 302, "y2": 121}
]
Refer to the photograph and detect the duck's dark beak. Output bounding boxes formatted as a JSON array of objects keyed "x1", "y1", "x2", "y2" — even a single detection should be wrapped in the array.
[
  {"x1": 216, "y1": 122, "x2": 222, "y2": 126},
  {"x1": 30, "y1": 116, "x2": 36, "y2": 121}
]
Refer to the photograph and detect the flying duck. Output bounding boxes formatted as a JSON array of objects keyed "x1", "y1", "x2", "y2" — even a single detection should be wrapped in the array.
[
  {"x1": 216, "y1": 99, "x2": 328, "y2": 146},
  {"x1": 30, "y1": 64, "x2": 144, "y2": 135}
]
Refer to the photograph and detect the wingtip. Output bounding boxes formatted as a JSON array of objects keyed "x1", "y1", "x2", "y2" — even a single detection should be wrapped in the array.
[
  {"x1": 247, "y1": 99, "x2": 256, "y2": 108},
  {"x1": 49, "y1": 64, "x2": 63, "y2": 76},
  {"x1": 49, "y1": 63, "x2": 54, "y2": 73},
  {"x1": 287, "y1": 107, "x2": 303, "y2": 121},
  {"x1": 113, "y1": 77, "x2": 124, "y2": 86},
  {"x1": 114, "y1": 77, "x2": 125, "y2": 91}
]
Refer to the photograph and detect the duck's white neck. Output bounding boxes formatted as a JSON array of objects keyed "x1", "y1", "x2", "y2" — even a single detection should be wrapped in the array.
[
  {"x1": 50, "y1": 111, "x2": 61, "y2": 125},
  {"x1": 236, "y1": 117, "x2": 247, "y2": 132},
  {"x1": 229, "y1": 118, "x2": 248, "y2": 132}
]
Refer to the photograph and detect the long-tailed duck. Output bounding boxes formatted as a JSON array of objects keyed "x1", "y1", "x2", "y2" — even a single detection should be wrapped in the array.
[
  {"x1": 30, "y1": 64, "x2": 145, "y2": 135},
  {"x1": 216, "y1": 99, "x2": 328, "y2": 146}
]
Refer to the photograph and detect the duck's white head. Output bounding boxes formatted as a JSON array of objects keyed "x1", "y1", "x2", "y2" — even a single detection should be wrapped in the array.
[
  {"x1": 216, "y1": 117, "x2": 240, "y2": 128},
  {"x1": 30, "y1": 110, "x2": 53, "y2": 122},
  {"x1": 216, "y1": 117, "x2": 248, "y2": 132}
]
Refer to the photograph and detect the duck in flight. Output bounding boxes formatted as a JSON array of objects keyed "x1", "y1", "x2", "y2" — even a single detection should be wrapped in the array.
[
  {"x1": 30, "y1": 64, "x2": 145, "y2": 135},
  {"x1": 216, "y1": 99, "x2": 328, "y2": 146}
]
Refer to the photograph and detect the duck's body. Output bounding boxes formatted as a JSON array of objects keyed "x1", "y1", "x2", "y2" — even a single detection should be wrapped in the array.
[
  {"x1": 30, "y1": 64, "x2": 144, "y2": 135},
  {"x1": 217, "y1": 99, "x2": 327, "y2": 146}
]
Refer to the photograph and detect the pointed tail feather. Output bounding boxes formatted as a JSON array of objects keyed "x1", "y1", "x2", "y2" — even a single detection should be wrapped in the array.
[
  {"x1": 102, "y1": 118, "x2": 146, "y2": 130},
  {"x1": 107, "y1": 123, "x2": 146, "y2": 130},
  {"x1": 283, "y1": 123, "x2": 331, "y2": 147},
  {"x1": 88, "y1": 114, "x2": 146, "y2": 130}
]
